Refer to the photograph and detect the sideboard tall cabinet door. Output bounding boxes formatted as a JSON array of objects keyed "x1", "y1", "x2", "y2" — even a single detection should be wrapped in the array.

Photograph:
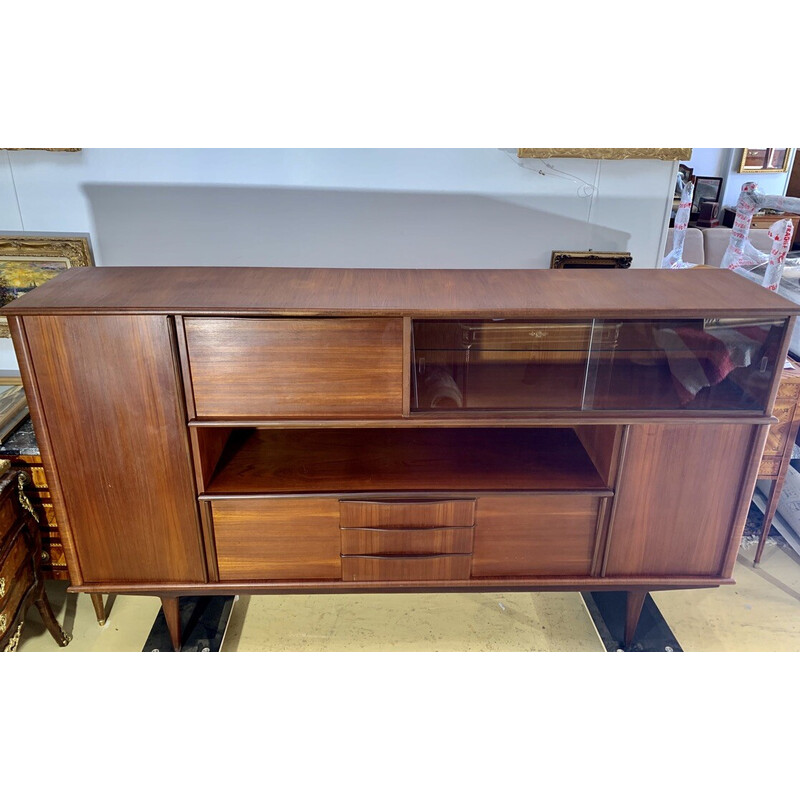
[
  {"x1": 605, "y1": 423, "x2": 757, "y2": 578},
  {"x1": 20, "y1": 315, "x2": 206, "y2": 584}
]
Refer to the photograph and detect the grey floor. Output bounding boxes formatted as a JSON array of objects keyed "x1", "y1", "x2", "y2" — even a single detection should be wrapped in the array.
[{"x1": 15, "y1": 533, "x2": 800, "y2": 652}]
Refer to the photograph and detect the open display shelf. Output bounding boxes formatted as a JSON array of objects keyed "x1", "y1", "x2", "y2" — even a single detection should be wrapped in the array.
[{"x1": 201, "y1": 427, "x2": 612, "y2": 496}]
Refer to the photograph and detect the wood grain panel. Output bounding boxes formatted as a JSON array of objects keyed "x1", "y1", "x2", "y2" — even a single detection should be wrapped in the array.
[
  {"x1": 212, "y1": 498, "x2": 341, "y2": 580},
  {"x1": 341, "y1": 527, "x2": 474, "y2": 555},
  {"x1": 605, "y1": 423, "x2": 755, "y2": 577},
  {"x1": 574, "y1": 425, "x2": 622, "y2": 487},
  {"x1": 341, "y1": 554, "x2": 471, "y2": 581},
  {"x1": 5, "y1": 267, "x2": 799, "y2": 319},
  {"x1": 340, "y1": 499, "x2": 476, "y2": 529},
  {"x1": 184, "y1": 317, "x2": 403, "y2": 418},
  {"x1": 22, "y1": 315, "x2": 206, "y2": 583},
  {"x1": 471, "y1": 495, "x2": 600, "y2": 577}
]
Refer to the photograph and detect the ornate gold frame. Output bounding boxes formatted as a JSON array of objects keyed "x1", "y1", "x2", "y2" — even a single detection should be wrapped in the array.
[
  {"x1": 550, "y1": 251, "x2": 632, "y2": 269},
  {"x1": 738, "y1": 148, "x2": 792, "y2": 174},
  {"x1": 0, "y1": 234, "x2": 94, "y2": 337},
  {"x1": 518, "y1": 148, "x2": 691, "y2": 160}
]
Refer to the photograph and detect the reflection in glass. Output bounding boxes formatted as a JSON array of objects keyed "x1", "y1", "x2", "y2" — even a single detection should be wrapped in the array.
[{"x1": 411, "y1": 317, "x2": 786, "y2": 413}]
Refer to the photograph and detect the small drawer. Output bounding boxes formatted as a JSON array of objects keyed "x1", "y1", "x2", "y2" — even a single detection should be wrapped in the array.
[
  {"x1": 758, "y1": 456, "x2": 783, "y2": 478},
  {"x1": 777, "y1": 379, "x2": 800, "y2": 400},
  {"x1": 341, "y1": 527, "x2": 474, "y2": 556},
  {"x1": 339, "y1": 499, "x2": 476, "y2": 529},
  {"x1": 341, "y1": 554, "x2": 471, "y2": 582},
  {"x1": 0, "y1": 560, "x2": 35, "y2": 634},
  {"x1": 30, "y1": 467, "x2": 49, "y2": 489},
  {"x1": 41, "y1": 540, "x2": 67, "y2": 570}
]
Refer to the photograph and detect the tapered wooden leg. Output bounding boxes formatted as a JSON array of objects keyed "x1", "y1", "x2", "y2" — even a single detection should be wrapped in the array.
[
  {"x1": 34, "y1": 586, "x2": 72, "y2": 647},
  {"x1": 90, "y1": 593, "x2": 107, "y2": 626},
  {"x1": 755, "y1": 476, "x2": 784, "y2": 566},
  {"x1": 160, "y1": 596, "x2": 181, "y2": 651},
  {"x1": 624, "y1": 590, "x2": 647, "y2": 647}
]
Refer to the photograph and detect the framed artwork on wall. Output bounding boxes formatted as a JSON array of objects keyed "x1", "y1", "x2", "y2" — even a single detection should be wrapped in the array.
[
  {"x1": 738, "y1": 148, "x2": 792, "y2": 173},
  {"x1": 550, "y1": 251, "x2": 632, "y2": 269},
  {"x1": 0, "y1": 234, "x2": 94, "y2": 337}
]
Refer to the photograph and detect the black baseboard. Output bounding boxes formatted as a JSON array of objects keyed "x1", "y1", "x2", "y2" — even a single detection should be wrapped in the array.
[
  {"x1": 143, "y1": 595, "x2": 236, "y2": 652},
  {"x1": 582, "y1": 592, "x2": 683, "y2": 652}
]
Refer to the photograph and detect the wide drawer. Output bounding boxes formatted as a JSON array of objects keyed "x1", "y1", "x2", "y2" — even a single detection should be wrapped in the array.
[
  {"x1": 1, "y1": 526, "x2": 31, "y2": 602},
  {"x1": 339, "y1": 499, "x2": 476, "y2": 529},
  {"x1": 0, "y1": 493, "x2": 19, "y2": 552},
  {"x1": 341, "y1": 554, "x2": 471, "y2": 582},
  {"x1": 0, "y1": 560, "x2": 34, "y2": 636},
  {"x1": 184, "y1": 317, "x2": 404, "y2": 418},
  {"x1": 341, "y1": 527, "x2": 474, "y2": 556},
  {"x1": 472, "y1": 495, "x2": 601, "y2": 577},
  {"x1": 211, "y1": 498, "x2": 341, "y2": 581}
]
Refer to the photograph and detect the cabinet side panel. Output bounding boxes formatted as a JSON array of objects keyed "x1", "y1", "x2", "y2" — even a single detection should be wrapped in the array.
[
  {"x1": 23, "y1": 315, "x2": 206, "y2": 583},
  {"x1": 605, "y1": 423, "x2": 755, "y2": 577}
]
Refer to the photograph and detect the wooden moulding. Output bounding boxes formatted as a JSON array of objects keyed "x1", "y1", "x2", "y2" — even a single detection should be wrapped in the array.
[{"x1": 66, "y1": 576, "x2": 733, "y2": 595}]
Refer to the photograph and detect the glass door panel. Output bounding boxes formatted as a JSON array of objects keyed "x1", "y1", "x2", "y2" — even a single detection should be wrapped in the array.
[
  {"x1": 412, "y1": 320, "x2": 596, "y2": 411},
  {"x1": 584, "y1": 317, "x2": 787, "y2": 411}
]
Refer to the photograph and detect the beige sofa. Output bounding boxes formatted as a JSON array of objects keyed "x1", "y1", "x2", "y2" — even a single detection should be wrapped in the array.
[{"x1": 663, "y1": 226, "x2": 773, "y2": 267}]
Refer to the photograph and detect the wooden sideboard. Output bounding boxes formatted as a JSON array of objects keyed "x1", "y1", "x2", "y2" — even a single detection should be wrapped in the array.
[{"x1": 5, "y1": 267, "x2": 798, "y2": 650}]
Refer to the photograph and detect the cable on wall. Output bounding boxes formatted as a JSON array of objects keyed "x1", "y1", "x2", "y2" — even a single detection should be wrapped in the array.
[{"x1": 502, "y1": 149, "x2": 597, "y2": 197}]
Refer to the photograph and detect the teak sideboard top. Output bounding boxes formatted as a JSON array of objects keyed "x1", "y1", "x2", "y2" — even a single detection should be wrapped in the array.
[{"x1": 5, "y1": 266, "x2": 800, "y2": 318}]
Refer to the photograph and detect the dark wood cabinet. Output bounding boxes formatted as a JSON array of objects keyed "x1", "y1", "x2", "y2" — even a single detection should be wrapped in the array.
[
  {"x1": 0, "y1": 463, "x2": 71, "y2": 651},
  {"x1": 5, "y1": 266, "x2": 798, "y2": 649}
]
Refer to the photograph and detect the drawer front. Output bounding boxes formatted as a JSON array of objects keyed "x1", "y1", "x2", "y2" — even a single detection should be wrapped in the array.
[
  {"x1": 341, "y1": 527, "x2": 474, "y2": 556},
  {"x1": 758, "y1": 456, "x2": 783, "y2": 478},
  {"x1": 1, "y1": 526, "x2": 31, "y2": 602},
  {"x1": 0, "y1": 560, "x2": 34, "y2": 635},
  {"x1": 341, "y1": 554, "x2": 471, "y2": 582},
  {"x1": 0, "y1": 494, "x2": 19, "y2": 552},
  {"x1": 763, "y1": 403, "x2": 794, "y2": 455},
  {"x1": 185, "y1": 317, "x2": 404, "y2": 419},
  {"x1": 212, "y1": 498, "x2": 341, "y2": 581},
  {"x1": 41, "y1": 539, "x2": 68, "y2": 571},
  {"x1": 340, "y1": 499, "x2": 476, "y2": 529},
  {"x1": 472, "y1": 495, "x2": 600, "y2": 577},
  {"x1": 777, "y1": 377, "x2": 800, "y2": 400}
]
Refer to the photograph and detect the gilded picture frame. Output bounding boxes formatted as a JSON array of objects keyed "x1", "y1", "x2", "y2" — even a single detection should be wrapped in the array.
[
  {"x1": 550, "y1": 251, "x2": 632, "y2": 269},
  {"x1": 0, "y1": 234, "x2": 94, "y2": 337},
  {"x1": 738, "y1": 148, "x2": 792, "y2": 173},
  {"x1": 518, "y1": 148, "x2": 692, "y2": 161}
]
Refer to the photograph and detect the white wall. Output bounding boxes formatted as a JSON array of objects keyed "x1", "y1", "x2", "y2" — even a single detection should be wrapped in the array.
[{"x1": 0, "y1": 148, "x2": 676, "y2": 370}]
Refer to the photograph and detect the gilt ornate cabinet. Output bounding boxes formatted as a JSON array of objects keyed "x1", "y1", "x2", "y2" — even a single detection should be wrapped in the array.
[{"x1": 6, "y1": 267, "x2": 798, "y2": 650}]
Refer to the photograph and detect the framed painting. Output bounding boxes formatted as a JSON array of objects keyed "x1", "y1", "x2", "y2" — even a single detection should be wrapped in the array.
[
  {"x1": 738, "y1": 148, "x2": 792, "y2": 173},
  {"x1": 550, "y1": 250, "x2": 632, "y2": 269},
  {"x1": 0, "y1": 234, "x2": 94, "y2": 337}
]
